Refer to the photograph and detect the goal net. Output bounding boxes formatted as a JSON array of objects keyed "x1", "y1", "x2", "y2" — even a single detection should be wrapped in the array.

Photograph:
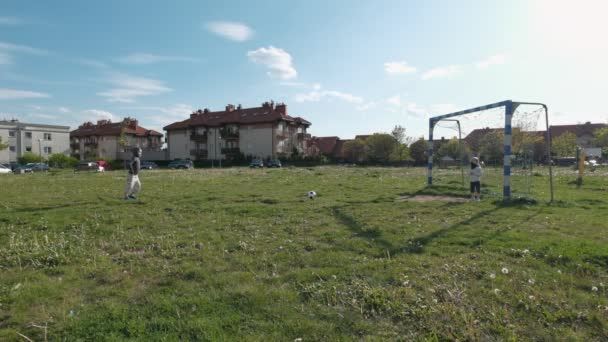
[{"x1": 428, "y1": 101, "x2": 553, "y2": 201}]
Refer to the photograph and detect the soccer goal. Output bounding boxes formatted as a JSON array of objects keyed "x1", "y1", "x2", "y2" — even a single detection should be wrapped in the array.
[{"x1": 427, "y1": 100, "x2": 554, "y2": 201}]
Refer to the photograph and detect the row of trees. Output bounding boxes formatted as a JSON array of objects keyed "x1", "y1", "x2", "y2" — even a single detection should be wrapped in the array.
[{"x1": 341, "y1": 126, "x2": 413, "y2": 164}]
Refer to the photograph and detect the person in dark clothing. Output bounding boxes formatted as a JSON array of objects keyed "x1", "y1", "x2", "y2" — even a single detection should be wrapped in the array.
[{"x1": 124, "y1": 148, "x2": 142, "y2": 200}]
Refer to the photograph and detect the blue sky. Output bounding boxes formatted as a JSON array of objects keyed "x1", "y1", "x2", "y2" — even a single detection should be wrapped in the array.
[{"x1": 1, "y1": 0, "x2": 607, "y2": 139}]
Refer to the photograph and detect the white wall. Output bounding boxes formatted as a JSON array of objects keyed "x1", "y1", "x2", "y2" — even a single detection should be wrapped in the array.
[
  {"x1": 239, "y1": 125, "x2": 273, "y2": 159},
  {"x1": 168, "y1": 129, "x2": 191, "y2": 160}
]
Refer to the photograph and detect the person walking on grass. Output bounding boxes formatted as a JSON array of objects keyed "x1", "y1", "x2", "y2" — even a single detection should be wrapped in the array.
[
  {"x1": 124, "y1": 147, "x2": 142, "y2": 200},
  {"x1": 470, "y1": 156, "x2": 483, "y2": 201}
]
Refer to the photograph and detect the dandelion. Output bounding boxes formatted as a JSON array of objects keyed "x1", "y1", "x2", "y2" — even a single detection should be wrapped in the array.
[
  {"x1": 494, "y1": 288, "x2": 501, "y2": 294},
  {"x1": 592, "y1": 286, "x2": 598, "y2": 292},
  {"x1": 528, "y1": 278, "x2": 535, "y2": 284},
  {"x1": 557, "y1": 270, "x2": 562, "y2": 274},
  {"x1": 501, "y1": 267, "x2": 509, "y2": 274},
  {"x1": 490, "y1": 273, "x2": 496, "y2": 279},
  {"x1": 529, "y1": 295, "x2": 535, "y2": 300},
  {"x1": 523, "y1": 249, "x2": 529, "y2": 254}
]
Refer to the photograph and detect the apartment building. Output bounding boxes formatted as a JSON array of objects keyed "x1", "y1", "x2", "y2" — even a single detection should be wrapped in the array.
[
  {"x1": 0, "y1": 119, "x2": 70, "y2": 164},
  {"x1": 164, "y1": 101, "x2": 311, "y2": 160},
  {"x1": 70, "y1": 118, "x2": 163, "y2": 160}
]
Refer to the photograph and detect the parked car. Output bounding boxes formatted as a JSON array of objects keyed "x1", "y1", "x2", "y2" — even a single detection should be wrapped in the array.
[
  {"x1": 75, "y1": 161, "x2": 99, "y2": 172},
  {"x1": 27, "y1": 163, "x2": 50, "y2": 172},
  {"x1": 0, "y1": 164, "x2": 12, "y2": 174},
  {"x1": 249, "y1": 159, "x2": 264, "y2": 168},
  {"x1": 140, "y1": 161, "x2": 158, "y2": 170},
  {"x1": 266, "y1": 159, "x2": 282, "y2": 168},
  {"x1": 13, "y1": 164, "x2": 33, "y2": 173},
  {"x1": 168, "y1": 159, "x2": 193, "y2": 169}
]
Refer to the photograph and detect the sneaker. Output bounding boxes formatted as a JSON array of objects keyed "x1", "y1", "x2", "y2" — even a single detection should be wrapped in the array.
[
  {"x1": 476, "y1": 197, "x2": 481, "y2": 202},
  {"x1": 128, "y1": 195, "x2": 137, "y2": 200}
]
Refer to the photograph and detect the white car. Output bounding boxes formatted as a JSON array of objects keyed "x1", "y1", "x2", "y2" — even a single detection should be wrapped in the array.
[{"x1": 0, "y1": 164, "x2": 12, "y2": 174}]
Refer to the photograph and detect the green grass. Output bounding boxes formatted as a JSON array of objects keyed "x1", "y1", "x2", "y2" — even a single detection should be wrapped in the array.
[{"x1": 0, "y1": 166, "x2": 607, "y2": 341}]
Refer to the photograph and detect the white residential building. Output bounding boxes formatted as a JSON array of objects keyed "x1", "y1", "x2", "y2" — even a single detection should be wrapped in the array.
[
  {"x1": 0, "y1": 119, "x2": 70, "y2": 164},
  {"x1": 164, "y1": 102, "x2": 311, "y2": 160}
]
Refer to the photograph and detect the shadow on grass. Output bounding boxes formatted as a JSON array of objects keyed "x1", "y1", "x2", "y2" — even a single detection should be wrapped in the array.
[
  {"x1": 12, "y1": 202, "x2": 97, "y2": 213},
  {"x1": 331, "y1": 199, "x2": 542, "y2": 256}
]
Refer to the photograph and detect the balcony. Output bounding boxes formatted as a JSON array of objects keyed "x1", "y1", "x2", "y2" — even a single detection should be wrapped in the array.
[
  {"x1": 296, "y1": 133, "x2": 310, "y2": 140},
  {"x1": 190, "y1": 149, "x2": 208, "y2": 159},
  {"x1": 220, "y1": 129, "x2": 239, "y2": 140},
  {"x1": 84, "y1": 141, "x2": 98, "y2": 147},
  {"x1": 70, "y1": 142, "x2": 80, "y2": 149},
  {"x1": 276, "y1": 131, "x2": 288, "y2": 140},
  {"x1": 221, "y1": 147, "x2": 240, "y2": 155},
  {"x1": 190, "y1": 133, "x2": 208, "y2": 142}
]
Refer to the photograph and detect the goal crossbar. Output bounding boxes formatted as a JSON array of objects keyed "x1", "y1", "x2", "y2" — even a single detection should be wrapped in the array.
[{"x1": 427, "y1": 100, "x2": 554, "y2": 201}]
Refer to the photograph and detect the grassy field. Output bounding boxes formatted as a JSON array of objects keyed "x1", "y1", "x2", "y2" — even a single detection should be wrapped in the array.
[{"x1": 0, "y1": 166, "x2": 607, "y2": 341}]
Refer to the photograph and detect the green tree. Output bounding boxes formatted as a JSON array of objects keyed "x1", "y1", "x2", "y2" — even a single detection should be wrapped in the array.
[
  {"x1": 479, "y1": 130, "x2": 504, "y2": 164},
  {"x1": 18, "y1": 152, "x2": 43, "y2": 164},
  {"x1": 342, "y1": 139, "x2": 366, "y2": 163},
  {"x1": 436, "y1": 138, "x2": 469, "y2": 163},
  {"x1": 552, "y1": 132, "x2": 577, "y2": 157},
  {"x1": 365, "y1": 133, "x2": 397, "y2": 163},
  {"x1": 48, "y1": 154, "x2": 79, "y2": 168},
  {"x1": 0, "y1": 136, "x2": 8, "y2": 151},
  {"x1": 594, "y1": 127, "x2": 608, "y2": 147},
  {"x1": 409, "y1": 137, "x2": 427, "y2": 166}
]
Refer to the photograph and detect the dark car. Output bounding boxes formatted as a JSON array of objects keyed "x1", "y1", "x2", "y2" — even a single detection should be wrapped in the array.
[
  {"x1": 266, "y1": 159, "x2": 282, "y2": 168},
  {"x1": 141, "y1": 161, "x2": 158, "y2": 170},
  {"x1": 27, "y1": 163, "x2": 50, "y2": 172},
  {"x1": 75, "y1": 161, "x2": 99, "y2": 172},
  {"x1": 12, "y1": 164, "x2": 34, "y2": 173},
  {"x1": 168, "y1": 159, "x2": 193, "y2": 169},
  {"x1": 249, "y1": 159, "x2": 264, "y2": 168}
]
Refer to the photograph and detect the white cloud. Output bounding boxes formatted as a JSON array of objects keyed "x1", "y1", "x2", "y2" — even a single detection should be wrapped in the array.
[
  {"x1": 128, "y1": 103, "x2": 194, "y2": 118},
  {"x1": 387, "y1": 95, "x2": 401, "y2": 107},
  {"x1": 430, "y1": 103, "x2": 460, "y2": 114},
  {"x1": 82, "y1": 109, "x2": 114, "y2": 121},
  {"x1": 0, "y1": 17, "x2": 21, "y2": 26},
  {"x1": 384, "y1": 61, "x2": 417, "y2": 74},
  {"x1": 117, "y1": 53, "x2": 199, "y2": 65},
  {"x1": 0, "y1": 88, "x2": 50, "y2": 100},
  {"x1": 247, "y1": 46, "x2": 297, "y2": 80},
  {"x1": 356, "y1": 102, "x2": 376, "y2": 111},
  {"x1": 421, "y1": 65, "x2": 462, "y2": 80},
  {"x1": 0, "y1": 51, "x2": 12, "y2": 65},
  {"x1": 97, "y1": 74, "x2": 172, "y2": 103},
  {"x1": 476, "y1": 54, "x2": 506, "y2": 69},
  {"x1": 0, "y1": 41, "x2": 48, "y2": 55},
  {"x1": 295, "y1": 85, "x2": 363, "y2": 104},
  {"x1": 28, "y1": 113, "x2": 56, "y2": 120},
  {"x1": 58, "y1": 107, "x2": 71, "y2": 113},
  {"x1": 76, "y1": 59, "x2": 108, "y2": 68},
  {"x1": 405, "y1": 103, "x2": 426, "y2": 116},
  {"x1": 207, "y1": 21, "x2": 253, "y2": 41}
]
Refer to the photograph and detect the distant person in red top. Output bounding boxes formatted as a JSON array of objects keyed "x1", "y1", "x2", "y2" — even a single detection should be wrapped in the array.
[{"x1": 97, "y1": 160, "x2": 107, "y2": 172}]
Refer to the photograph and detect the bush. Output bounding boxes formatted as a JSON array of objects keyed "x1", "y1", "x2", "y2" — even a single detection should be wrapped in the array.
[
  {"x1": 48, "y1": 154, "x2": 79, "y2": 169},
  {"x1": 17, "y1": 152, "x2": 44, "y2": 164}
]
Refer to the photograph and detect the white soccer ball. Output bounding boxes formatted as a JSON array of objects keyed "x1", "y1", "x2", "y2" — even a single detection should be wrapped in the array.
[{"x1": 307, "y1": 191, "x2": 317, "y2": 199}]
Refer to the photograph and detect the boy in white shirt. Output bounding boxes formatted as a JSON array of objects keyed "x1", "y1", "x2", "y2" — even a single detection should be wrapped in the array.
[{"x1": 470, "y1": 157, "x2": 483, "y2": 201}]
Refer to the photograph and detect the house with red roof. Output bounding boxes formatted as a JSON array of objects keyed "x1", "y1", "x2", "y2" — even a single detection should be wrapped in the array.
[
  {"x1": 163, "y1": 101, "x2": 311, "y2": 160},
  {"x1": 70, "y1": 118, "x2": 163, "y2": 160}
]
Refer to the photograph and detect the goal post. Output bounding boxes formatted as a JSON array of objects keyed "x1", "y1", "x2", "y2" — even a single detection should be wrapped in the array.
[{"x1": 427, "y1": 100, "x2": 554, "y2": 202}]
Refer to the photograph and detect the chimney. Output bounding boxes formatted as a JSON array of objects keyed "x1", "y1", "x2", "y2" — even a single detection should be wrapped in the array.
[
  {"x1": 275, "y1": 102, "x2": 287, "y2": 114},
  {"x1": 190, "y1": 112, "x2": 198, "y2": 119},
  {"x1": 203, "y1": 108, "x2": 210, "y2": 114},
  {"x1": 225, "y1": 104, "x2": 235, "y2": 112}
]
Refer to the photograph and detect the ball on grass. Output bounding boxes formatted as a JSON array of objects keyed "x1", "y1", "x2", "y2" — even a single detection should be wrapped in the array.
[{"x1": 308, "y1": 191, "x2": 317, "y2": 199}]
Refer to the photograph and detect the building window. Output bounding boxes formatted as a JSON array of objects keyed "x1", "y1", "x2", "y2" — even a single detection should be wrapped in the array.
[
  {"x1": 9, "y1": 131, "x2": 15, "y2": 137},
  {"x1": 25, "y1": 132, "x2": 32, "y2": 138},
  {"x1": 26, "y1": 146, "x2": 32, "y2": 152},
  {"x1": 44, "y1": 146, "x2": 52, "y2": 154},
  {"x1": 44, "y1": 133, "x2": 52, "y2": 141},
  {"x1": 9, "y1": 146, "x2": 15, "y2": 152}
]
